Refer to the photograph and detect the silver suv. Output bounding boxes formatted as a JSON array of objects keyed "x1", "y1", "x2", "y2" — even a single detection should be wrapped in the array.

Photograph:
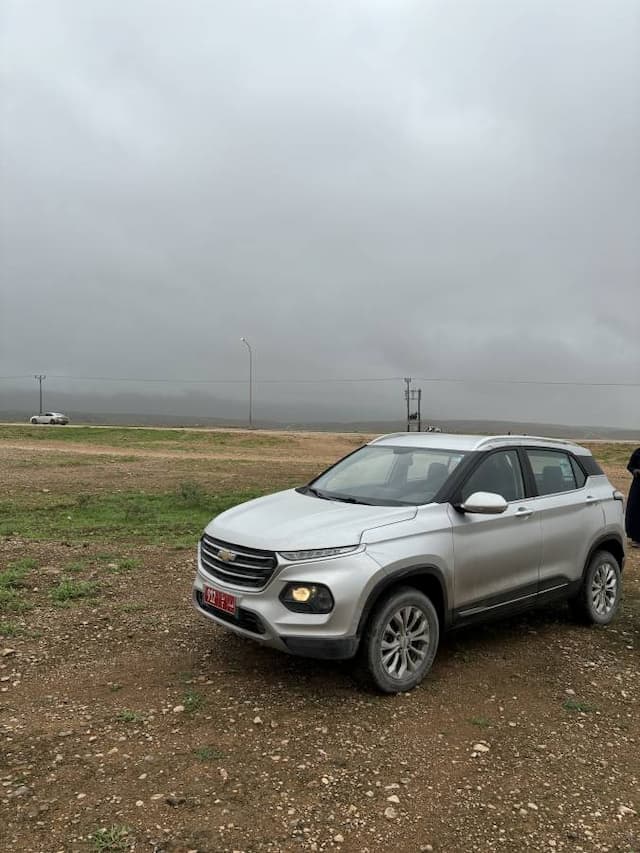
[{"x1": 192, "y1": 434, "x2": 625, "y2": 692}]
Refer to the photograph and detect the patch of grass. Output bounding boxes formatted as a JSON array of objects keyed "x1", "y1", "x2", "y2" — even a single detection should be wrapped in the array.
[
  {"x1": 49, "y1": 578, "x2": 99, "y2": 605},
  {"x1": 106, "y1": 556, "x2": 141, "y2": 573},
  {"x1": 66, "y1": 560, "x2": 89, "y2": 574},
  {"x1": 587, "y1": 442, "x2": 637, "y2": 468},
  {"x1": 109, "y1": 683, "x2": 123, "y2": 692},
  {"x1": 0, "y1": 488, "x2": 263, "y2": 546},
  {"x1": 178, "y1": 480, "x2": 210, "y2": 508},
  {"x1": 90, "y1": 825, "x2": 131, "y2": 852},
  {"x1": 563, "y1": 698, "x2": 596, "y2": 713},
  {"x1": 121, "y1": 602, "x2": 147, "y2": 613},
  {"x1": 0, "y1": 557, "x2": 37, "y2": 588},
  {"x1": 0, "y1": 424, "x2": 290, "y2": 452},
  {"x1": 115, "y1": 709, "x2": 144, "y2": 724},
  {"x1": 183, "y1": 688, "x2": 204, "y2": 714},
  {"x1": 0, "y1": 558, "x2": 36, "y2": 613},
  {"x1": 193, "y1": 745, "x2": 224, "y2": 761},
  {"x1": 0, "y1": 620, "x2": 22, "y2": 637},
  {"x1": 0, "y1": 588, "x2": 32, "y2": 614},
  {"x1": 470, "y1": 716, "x2": 491, "y2": 728}
]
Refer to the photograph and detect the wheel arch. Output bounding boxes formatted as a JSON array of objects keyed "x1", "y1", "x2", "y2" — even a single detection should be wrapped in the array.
[
  {"x1": 585, "y1": 534, "x2": 625, "y2": 574},
  {"x1": 357, "y1": 566, "x2": 450, "y2": 637}
]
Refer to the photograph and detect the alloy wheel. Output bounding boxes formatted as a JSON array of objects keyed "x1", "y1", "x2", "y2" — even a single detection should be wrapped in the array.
[
  {"x1": 381, "y1": 605, "x2": 430, "y2": 679},
  {"x1": 591, "y1": 562, "x2": 618, "y2": 616}
]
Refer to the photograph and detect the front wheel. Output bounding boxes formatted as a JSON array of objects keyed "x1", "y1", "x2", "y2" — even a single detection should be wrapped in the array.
[
  {"x1": 359, "y1": 586, "x2": 440, "y2": 693},
  {"x1": 569, "y1": 550, "x2": 621, "y2": 625},
  {"x1": 30, "y1": 417, "x2": 38, "y2": 424}
]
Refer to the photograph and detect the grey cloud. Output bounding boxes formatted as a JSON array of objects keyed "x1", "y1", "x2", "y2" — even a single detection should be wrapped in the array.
[{"x1": 1, "y1": 0, "x2": 639, "y2": 427}]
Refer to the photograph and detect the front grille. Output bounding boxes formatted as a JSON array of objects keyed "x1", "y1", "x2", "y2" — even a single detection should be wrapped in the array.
[
  {"x1": 195, "y1": 590, "x2": 266, "y2": 635},
  {"x1": 200, "y1": 534, "x2": 277, "y2": 590}
]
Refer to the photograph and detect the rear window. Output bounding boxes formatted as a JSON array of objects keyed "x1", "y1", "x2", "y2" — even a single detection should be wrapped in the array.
[{"x1": 579, "y1": 455, "x2": 604, "y2": 477}]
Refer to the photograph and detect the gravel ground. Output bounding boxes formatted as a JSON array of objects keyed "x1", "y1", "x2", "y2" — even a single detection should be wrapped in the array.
[{"x1": 1, "y1": 432, "x2": 638, "y2": 853}]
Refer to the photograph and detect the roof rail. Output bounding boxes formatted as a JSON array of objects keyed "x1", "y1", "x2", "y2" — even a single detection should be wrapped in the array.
[
  {"x1": 475, "y1": 434, "x2": 579, "y2": 449},
  {"x1": 368, "y1": 432, "x2": 408, "y2": 444}
]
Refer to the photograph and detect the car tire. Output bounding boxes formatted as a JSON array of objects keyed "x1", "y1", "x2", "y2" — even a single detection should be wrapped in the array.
[
  {"x1": 30, "y1": 418, "x2": 38, "y2": 424},
  {"x1": 358, "y1": 586, "x2": 440, "y2": 693},
  {"x1": 569, "y1": 550, "x2": 622, "y2": 626}
]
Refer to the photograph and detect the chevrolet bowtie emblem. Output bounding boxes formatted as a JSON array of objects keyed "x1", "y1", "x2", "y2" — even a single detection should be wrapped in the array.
[{"x1": 217, "y1": 548, "x2": 237, "y2": 562}]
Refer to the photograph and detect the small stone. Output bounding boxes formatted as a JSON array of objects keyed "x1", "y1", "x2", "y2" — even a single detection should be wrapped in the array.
[
  {"x1": 10, "y1": 786, "x2": 30, "y2": 798},
  {"x1": 387, "y1": 795, "x2": 400, "y2": 804},
  {"x1": 135, "y1": 800, "x2": 144, "y2": 807},
  {"x1": 618, "y1": 805, "x2": 637, "y2": 817},
  {"x1": 384, "y1": 806, "x2": 398, "y2": 820},
  {"x1": 365, "y1": 790, "x2": 374, "y2": 797},
  {"x1": 253, "y1": 716, "x2": 263, "y2": 725},
  {"x1": 472, "y1": 742, "x2": 490, "y2": 753},
  {"x1": 173, "y1": 705, "x2": 185, "y2": 714},
  {"x1": 420, "y1": 846, "x2": 434, "y2": 852},
  {"x1": 334, "y1": 834, "x2": 344, "y2": 844},
  {"x1": 527, "y1": 802, "x2": 538, "y2": 811},
  {"x1": 165, "y1": 795, "x2": 186, "y2": 807},
  {"x1": 2, "y1": 648, "x2": 16, "y2": 657}
]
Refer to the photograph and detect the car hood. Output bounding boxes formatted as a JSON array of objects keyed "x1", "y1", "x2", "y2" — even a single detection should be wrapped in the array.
[{"x1": 206, "y1": 488, "x2": 417, "y2": 551}]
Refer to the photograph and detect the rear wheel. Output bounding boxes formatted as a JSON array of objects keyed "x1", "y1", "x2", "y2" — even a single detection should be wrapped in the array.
[
  {"x1": 569, "y1": 550, "x2": 621, "y2": 625},
  {"x1": 359, "y1": 586, "x2": 439, "y2": 693}
]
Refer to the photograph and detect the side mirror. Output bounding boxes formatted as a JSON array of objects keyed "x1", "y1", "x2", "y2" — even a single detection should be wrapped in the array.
[{"x1": 459, "y1": 491, "x2": 508, "y2": 515}]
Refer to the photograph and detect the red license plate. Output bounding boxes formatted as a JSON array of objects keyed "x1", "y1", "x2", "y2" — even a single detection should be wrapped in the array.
[{"x1": 203, "y1": 585, "x2": 236, "y2": 615}]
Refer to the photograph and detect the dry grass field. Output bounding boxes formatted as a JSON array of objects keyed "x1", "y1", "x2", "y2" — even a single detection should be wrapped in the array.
[{"x1": 0, "y1": 426, "x2": 638, "y2": 853}]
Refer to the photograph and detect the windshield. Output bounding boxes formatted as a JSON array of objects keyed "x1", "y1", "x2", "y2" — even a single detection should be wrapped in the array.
[{"x1": 302, "y1": 445, "x2": 467, "y2": 506}]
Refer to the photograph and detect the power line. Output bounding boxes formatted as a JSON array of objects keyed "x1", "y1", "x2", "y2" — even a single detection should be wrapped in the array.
[{"x1": 0, "y1": 373, "x2": 638, "y2": 388}]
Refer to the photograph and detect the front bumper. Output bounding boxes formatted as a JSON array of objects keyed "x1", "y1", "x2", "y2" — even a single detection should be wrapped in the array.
[{"x1": 192, "y1": 545, "x2": 384, "y2": 660}]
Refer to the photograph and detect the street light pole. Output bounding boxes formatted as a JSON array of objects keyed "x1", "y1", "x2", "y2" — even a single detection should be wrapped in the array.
[
  {"x1": 34, "y1": 374, "x2": 46, "y2": 415},
  {"x1": 240, "y1": 337, "x2": 253, "y2": 429}
]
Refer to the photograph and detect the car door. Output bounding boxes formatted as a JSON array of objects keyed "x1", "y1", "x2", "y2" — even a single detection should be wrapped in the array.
[
  {"x1": 523, "y1": 448, "x2": 605, "y2": 594},
  {"x1": 447, "y1": 448, "x2": 542, "y2": 620}
]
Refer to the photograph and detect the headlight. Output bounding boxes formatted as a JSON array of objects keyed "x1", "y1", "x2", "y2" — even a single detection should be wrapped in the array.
[
  {"x1": 278, "y1": 545, "x2": 359, "y2": 562},
  {"x1": 280, "y1": 583, "x2": 334, "y2": 613}
]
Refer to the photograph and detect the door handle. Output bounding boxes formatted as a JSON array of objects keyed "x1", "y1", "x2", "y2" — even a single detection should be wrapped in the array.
[
  {"x1": 515, "y1": 507, "x2": 534, "y2": 518},
  {"x1": 585, "y1": 495, "x2": 599, "y2": 505}
]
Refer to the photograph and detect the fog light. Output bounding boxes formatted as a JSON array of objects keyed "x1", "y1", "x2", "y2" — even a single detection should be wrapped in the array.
[
  {"x1": 291, "y1": 586, "x2": 313, "y2": 603},
  {"x1": 280, "y1": 582, "x2": 334, "y2": 613}
]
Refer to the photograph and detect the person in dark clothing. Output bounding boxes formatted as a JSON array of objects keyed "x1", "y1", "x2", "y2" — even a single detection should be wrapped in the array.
[{"x1": 626, "y1": 447, "x2": 640, "y2": 547}]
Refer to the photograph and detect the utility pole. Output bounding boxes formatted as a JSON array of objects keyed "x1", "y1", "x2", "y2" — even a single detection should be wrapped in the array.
[
  {"x1": 404, "y1": 377, "x2": 412, "y2": 432},
  {"x1": 34, "y1": 374, "x2": 46, "y2": 415},
  {"x1": 240, "y1": 337, "x2": 253, "y2": 428}
]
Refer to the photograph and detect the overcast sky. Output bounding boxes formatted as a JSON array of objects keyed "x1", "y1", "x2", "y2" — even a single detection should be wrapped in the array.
[{"x1": 1, "y1": 0, "x2": 639, "y2": 426}]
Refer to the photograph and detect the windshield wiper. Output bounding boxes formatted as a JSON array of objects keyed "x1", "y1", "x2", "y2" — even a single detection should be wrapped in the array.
[
  {"x1": 298, "y1": 486, "x2": 372, "y2": 505},
  {"x1": 325, "y1": 494, "x2": 373, "y2": 505},
  {"x1": 299, "y1": 486, "x2": 331, "y2": 500}
]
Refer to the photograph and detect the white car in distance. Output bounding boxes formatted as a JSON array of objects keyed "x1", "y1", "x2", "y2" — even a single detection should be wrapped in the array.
[{"x1": 29, "y1": 412, "x2": 70, "y2": 425}]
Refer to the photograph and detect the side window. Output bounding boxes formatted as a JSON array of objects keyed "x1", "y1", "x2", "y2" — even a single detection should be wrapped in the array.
[
  {"x1": 527, "y1": 449, "x2": 578, "y2": 495},
  {"x1": 460, "y1": 450, "x2": 525, "y2": 503}
]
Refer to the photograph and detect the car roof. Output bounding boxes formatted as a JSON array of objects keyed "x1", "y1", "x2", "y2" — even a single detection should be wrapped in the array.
[{"x1": 368, "y1": 432, "x2": 592, "y2": 456}]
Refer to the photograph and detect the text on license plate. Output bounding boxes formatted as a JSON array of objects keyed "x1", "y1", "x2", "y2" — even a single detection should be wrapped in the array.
[{"x1": 203, "y1": 585, "x2": 236, "y2": 615}]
